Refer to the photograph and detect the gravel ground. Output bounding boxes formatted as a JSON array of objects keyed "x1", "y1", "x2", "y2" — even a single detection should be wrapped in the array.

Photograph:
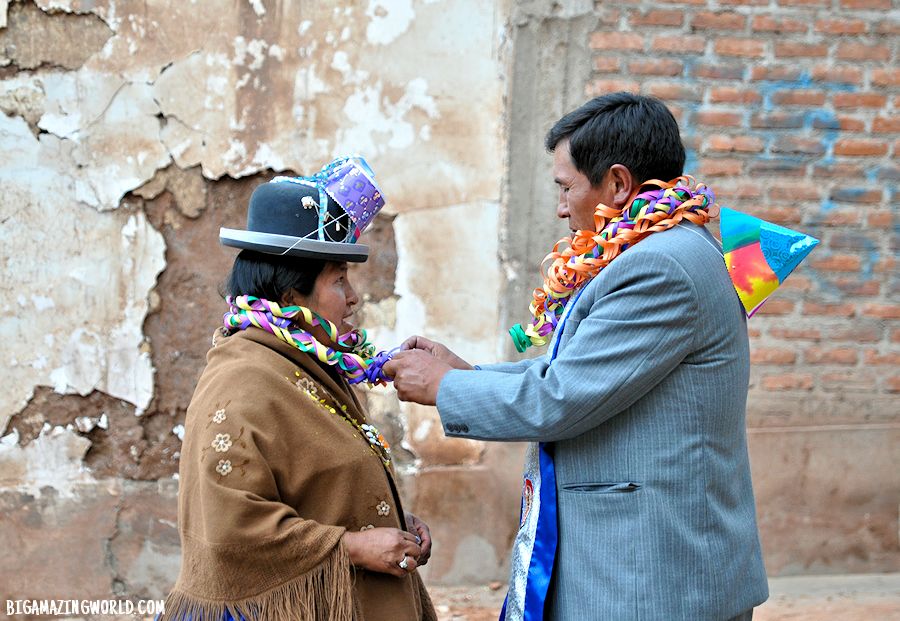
[{"x1": 429, "y1": 573, "x2": 900, "y2": 621}]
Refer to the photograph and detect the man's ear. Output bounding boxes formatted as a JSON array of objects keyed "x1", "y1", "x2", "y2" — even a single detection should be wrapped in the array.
[{"x1": 607, "y1": 164, "x2": 637, "y2": 209}]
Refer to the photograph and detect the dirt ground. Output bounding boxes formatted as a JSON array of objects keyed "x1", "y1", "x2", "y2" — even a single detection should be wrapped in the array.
[{"x1": 428, "y1": 573, "x2": 900, "y2": 621}]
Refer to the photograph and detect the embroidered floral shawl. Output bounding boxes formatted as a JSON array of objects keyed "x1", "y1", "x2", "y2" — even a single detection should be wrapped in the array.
[{"x1": 162, "y1": 328, "x2": 436, "y2": 621}]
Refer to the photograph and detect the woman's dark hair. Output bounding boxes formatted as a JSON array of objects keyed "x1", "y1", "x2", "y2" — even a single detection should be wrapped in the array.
[
  {"x1": 225, "y1": 250, "x2": 327, "y2": 301},
  {"x1": 545, "y1": 93, "x2": 685, "y2": 185}
]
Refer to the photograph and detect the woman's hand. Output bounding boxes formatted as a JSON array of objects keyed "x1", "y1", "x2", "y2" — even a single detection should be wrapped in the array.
[
  {"x1": 342, "y1": 528, "x2": 422, "y2": 577},
  {"x1": 405, "y1": 512, "x2": 433, "y2": 566},
  {"x1": 400, "y1": 335, "x2": 474, "y2": 371}
]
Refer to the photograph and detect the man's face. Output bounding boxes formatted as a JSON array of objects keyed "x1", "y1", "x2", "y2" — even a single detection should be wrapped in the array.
[{"x1": 552, "y1": 140, "x2": 611, "y2": 233}]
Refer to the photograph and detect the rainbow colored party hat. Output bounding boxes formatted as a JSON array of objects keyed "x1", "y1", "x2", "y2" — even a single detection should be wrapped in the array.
[{"x1": 720, "y1": 207, "x2": 818, "y2": 317}]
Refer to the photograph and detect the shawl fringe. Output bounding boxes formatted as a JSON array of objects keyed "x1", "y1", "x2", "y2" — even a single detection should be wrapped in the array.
[{"x1": 160, "y1": 543, "x2": 356, "y2": 621}]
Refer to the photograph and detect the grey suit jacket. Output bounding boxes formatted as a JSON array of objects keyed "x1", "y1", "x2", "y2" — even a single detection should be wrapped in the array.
[{"x1": 437, "y1": 223, "x2": 768, "y2": 620}]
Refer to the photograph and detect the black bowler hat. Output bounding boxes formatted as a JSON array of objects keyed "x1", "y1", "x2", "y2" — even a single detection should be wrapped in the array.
[{"x1": 220, "y1": 156, "x2": 386, "y2": 262}]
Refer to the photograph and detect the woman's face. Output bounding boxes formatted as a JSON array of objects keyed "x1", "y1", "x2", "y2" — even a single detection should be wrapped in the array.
[{"x1": 290, "y1": 261, "x2": 360, "y2": 340}]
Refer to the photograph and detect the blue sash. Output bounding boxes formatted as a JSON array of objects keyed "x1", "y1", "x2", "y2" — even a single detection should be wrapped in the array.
[{"x1": 499, "y1": 287, "x2": 585, "y2": 620}]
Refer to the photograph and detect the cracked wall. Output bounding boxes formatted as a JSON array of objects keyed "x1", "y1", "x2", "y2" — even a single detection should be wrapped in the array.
[{"x1": 1, "y1": 0, "x2": 516, "y2": 599}]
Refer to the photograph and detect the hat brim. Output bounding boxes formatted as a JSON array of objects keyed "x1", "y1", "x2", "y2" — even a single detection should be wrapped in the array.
[{"x1": 220, "y1": 228, "x2": 369, "y2": 262}]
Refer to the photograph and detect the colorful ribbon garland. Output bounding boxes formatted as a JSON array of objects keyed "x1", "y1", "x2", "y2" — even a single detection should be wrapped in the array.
[
  {"x1": 509, "y1": 176, "x2": 715, "y2": 352},
  {"x1": 224, "y1": 295, "x2": 397, "y2": 386}
]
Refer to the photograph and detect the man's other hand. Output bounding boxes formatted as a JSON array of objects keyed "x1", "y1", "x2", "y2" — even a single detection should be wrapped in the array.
[
  {"x1": 383, "y1": 349, "x2": 453, "y2": 405},
  {"x1": 400, "y1": 335, "x2": 474, "y2": 371}
]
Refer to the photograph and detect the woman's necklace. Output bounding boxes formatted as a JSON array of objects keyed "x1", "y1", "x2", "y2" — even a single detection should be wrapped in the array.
[{"x1": 224, "y1": 295, "x2": 397, "y2": 385}]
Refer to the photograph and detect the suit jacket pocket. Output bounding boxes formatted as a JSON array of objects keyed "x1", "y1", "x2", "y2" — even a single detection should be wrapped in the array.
[{"x1": 560, "y1": 481, "x2": 642, "y2": 494}]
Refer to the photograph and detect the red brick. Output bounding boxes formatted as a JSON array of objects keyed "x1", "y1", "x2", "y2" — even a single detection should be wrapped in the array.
[
  {"x1": 821, "y1": 116, "x2": 865, "y2": 131},
  {"x1": 751, "y1": 347, "x2": 798, "y2": 364},
  {"x1": 593, "y1": 56, "x2": 621, "y2": 73},
  {"x1": 871, "y1": 68, "x2": 900, "y2": 87},
  {"x1": 836, "y1": 43, "x2": 890, "y2": 61},
  {"x1": 875, "y1": 257, "x2": 896, "y2": 274},
  {"x1": 775, "y1": 42, "x2": 829, "y2": 58},
  {"x1": 811, "y1": 64, "x2": 863, "y2": 84},
  {"x1": 780, "y1": 275, "x2": 812, "y2": 291},
  {"x1": 778, "y1": 0, "x2": 828, "y2": 5},
  {"x1": 809, "y1": 254, "x2": 861, "y2": 272},
  {"x1": 840, "y1": 0, "x2": 890, "y2": 7},
  {"x1": 629, "y1": 9, "x2": 685, "y2": 26},
  {"x1": 822, "y1": 210, "x2": 862, "y2": 226},
  {"x1": 628, "y1": 59, "x2": 684, "y2": 76},
  {"x1": 769, "y1": 327, "x2": 821, "y2": 340},
  {"x1": 693, "y1": 11, "x2": 746, "y2": 30},
  {"x1": 750, "y1": 65, "x2": 803, "y2": 81},
  {"x1": 586, "y1": 79, "x2": 640, "y2": 96},
  {"x1": 802, "y1": 302, "x2": 856, "y2": 317},
  {"x1": 812, "y1": 162, "x2": 866, "y2": 178},
  {"x1": 832, "y1": 279, "x2": 881, "y2": 296},
  {"x1": 820, "y1": 372, "x2": 877, "y2": 392},
  {"x1": 861, "y1": 304, "x2": 900, "y2": 319},
  {"x1": 590, "y1": 32, "x2": 644, "y2": 51},
  {"x1": 887, "y1": 376, "x2": 900, "y2": 393},
  {"x1": 804, "y1": 347, "x2": 859, "y2": 365},
  {"x1": 760, "y1": 373, "x2": 814, "y2": 391},
  {"x1": 814, "y1": 19, "x2": 867, "y2": 34},
  {"x1": 699, "y1": 158, "x2": 744, "y2": 176},
  {"x1": 867, "y1": 211, "x2": 893, "y2": 227},
  {"x1": 747, "y1": 159, "x2": 806, "y2": 177},
  {"x1": 652, "y1": 35, "x2": 706, "y2": 53},
  {"x1": 709, "y1": 87, "x2": 761, "y2": 104},
  {"x1": 771, "y1": 136, "x2": 825, "y2": 155},
  {"x1": 873, "y1": 116, "x2": 900, "y2": 133},
  {"x1": 695, "y1": 111, "x2": 743, "y2": 127},
  {"x1": 770, "y1": 182, "x2": 821, "y2": 201},
  {"x1": 875, "y1": 21, "x2": 900, "y2": 35},
  {"x1": 753, "y1": 15, "x2": 808, "y2": 32},
  {"x1": 692, "y1": 63, "x2": 745, "y2": 79},
  {"x1": 829, "y1": 188, "x2": 883, "y2": 204},
  {"x1": 771, "y1": 90, "x2": 826, "y2": 106},
  {"x1": 827, "y1": 325, "x2": 882, "y2": 342},
  {"x1": 655, "y1": 0, "x2": 707, "y2": 4},
  {"x1": 723, "y1": 182, "x2": 764, "y2": 198},
  {"x1": 715, "y1": 38, "x2": 766, "y2": 58},
  {"x1": 892, "y1": 329, "x2": 900, "y2": 343},
  {"x1": 719, "y1": 0, "x2": 768, "y2": 5},
  {"x1": 757, "y1": 300, "x2": 795, "y2": 315},
  {"x1": 705, "y1": 134, "x2": 765, "y2": 153},
  {"x1": 834, "y1": 93, "x2": 888, "y2": 108},
  {"x1": 834, "y1": 139, "x2": 888, "y2": 156},
  {"x1": 646, "y1": 82, "x2": 702, "y2": 101},
  {"x1": 750, "y1": 206, "x2": 803, "y2": 224},
  {"x1": 864, "y1": 350, "x2": 900, "y2": 365},
  {"x1": 751, "y1": 112, "x2": 805, "y2": 129}
]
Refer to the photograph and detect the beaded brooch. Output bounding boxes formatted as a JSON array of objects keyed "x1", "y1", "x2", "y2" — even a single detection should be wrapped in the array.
[{"x1": 291, "y1": 371, "x2": 392, "y2": 466}]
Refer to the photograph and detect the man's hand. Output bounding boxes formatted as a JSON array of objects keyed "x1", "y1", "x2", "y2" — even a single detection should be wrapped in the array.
[
  {"x1": 383, "y1": 350, "x2": 453, "y2": 405},
  {"x1": 401, "y1": 335, "x2": 474, "y2": 371}
]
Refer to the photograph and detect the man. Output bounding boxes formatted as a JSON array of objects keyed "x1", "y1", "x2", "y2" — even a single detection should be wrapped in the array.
[{"x1": 384, "y1": 93, "x2": 768, "y2": 620}]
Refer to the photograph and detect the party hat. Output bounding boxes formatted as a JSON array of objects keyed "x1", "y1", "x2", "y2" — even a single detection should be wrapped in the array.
[{"x1": 720, "y1": 207, "x2": 819, "y2": 317}]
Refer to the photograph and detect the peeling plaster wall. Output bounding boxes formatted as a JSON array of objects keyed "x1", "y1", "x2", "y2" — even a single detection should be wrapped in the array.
[{"x1": 0, "y1": 0, "x2": 515, "y2": 598}]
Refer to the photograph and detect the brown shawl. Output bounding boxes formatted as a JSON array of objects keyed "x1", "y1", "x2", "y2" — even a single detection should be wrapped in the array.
[{"x1": 162, "y1": 328, "x2": 436, "y2": 621}]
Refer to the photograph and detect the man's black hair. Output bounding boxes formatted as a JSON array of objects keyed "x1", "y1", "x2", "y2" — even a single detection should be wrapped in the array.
[
  {"x1": 545, "y1": 92, "x2": 686, "y2": 185},
  {"x1": 225, "y1": 250, "x2": 327, "y2": 301}
]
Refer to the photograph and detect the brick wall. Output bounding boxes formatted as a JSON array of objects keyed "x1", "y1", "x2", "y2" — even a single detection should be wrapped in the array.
[{"x1": 584, "y1": 0, "x2": 898, "y2": 574}]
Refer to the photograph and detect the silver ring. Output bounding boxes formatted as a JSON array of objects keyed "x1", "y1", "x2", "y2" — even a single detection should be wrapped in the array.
[
  {"x1": 415, "y1": 535, "x2": 422, "y2": 545},
  {"x1": 398, "y1": 556, "x2": 409, "y2": 570}
]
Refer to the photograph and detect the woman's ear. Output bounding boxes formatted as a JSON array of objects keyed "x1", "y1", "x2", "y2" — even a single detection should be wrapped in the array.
[
  {"x1": 280, "y1": 288, "x2": 299, "y2": 308},
  {"x1": 607, "y1": 164, "x2": 637, "y2": 209}
]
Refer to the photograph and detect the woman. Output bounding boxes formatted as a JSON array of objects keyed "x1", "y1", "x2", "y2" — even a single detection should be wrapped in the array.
[{"x1": 162, "y1": 157, "x2": 436, "y2": 620}]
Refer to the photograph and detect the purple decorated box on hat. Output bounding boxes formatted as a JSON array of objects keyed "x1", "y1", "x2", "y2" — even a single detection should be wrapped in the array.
[{"x1": 323, "y1": 157, "x2": 385, "y2": 238}]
